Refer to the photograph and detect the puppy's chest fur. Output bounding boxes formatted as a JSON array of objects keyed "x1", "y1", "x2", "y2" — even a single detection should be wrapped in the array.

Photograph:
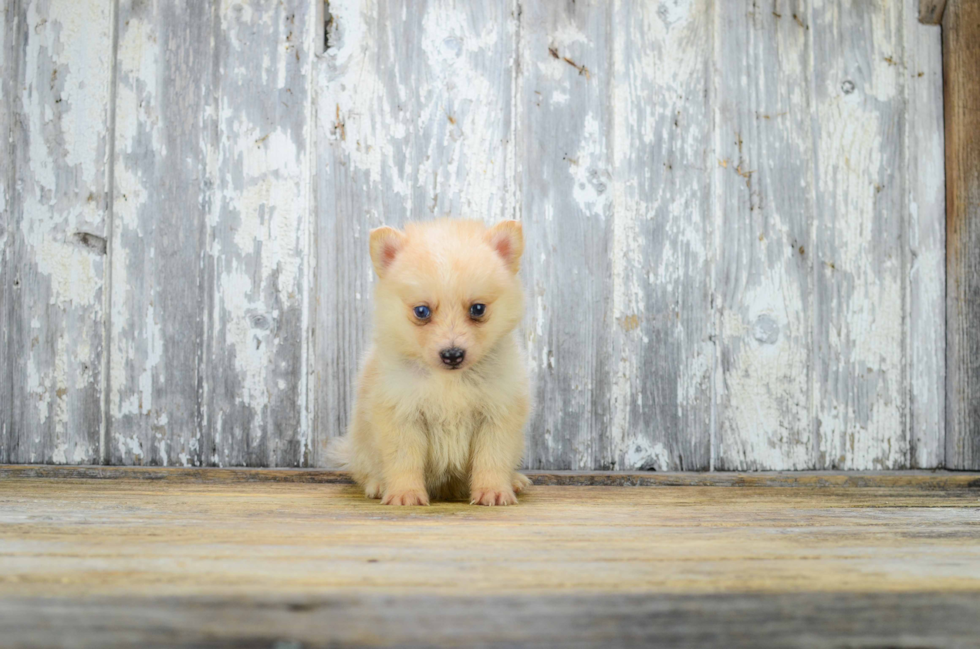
[
  {"x1": 386, "y1": 361, "x2": 500, "y2": 481},
  {"x1": 420, "y1": 409, "x2": 480, "y2": 484}
]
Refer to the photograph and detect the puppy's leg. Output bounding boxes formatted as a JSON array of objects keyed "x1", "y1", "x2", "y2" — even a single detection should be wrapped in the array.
[
  {"x1": 377, "y1": 413, "x2": 430, "y2": 506},
  {"x1": 470, "y1": 407, "x2": 526, "y2": 506},
  {"x1": 512, "y1": 472, "x2": 531, "y2": 494}
]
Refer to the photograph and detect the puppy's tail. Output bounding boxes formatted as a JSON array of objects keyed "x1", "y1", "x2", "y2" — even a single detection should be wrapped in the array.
[{"x1": 325, "y1": 435, "x2": 352, "y2": 469}]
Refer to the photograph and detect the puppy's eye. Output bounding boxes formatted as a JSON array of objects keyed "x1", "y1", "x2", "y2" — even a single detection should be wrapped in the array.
[
  {"x1": 469, "y1": 303, "x2": 486, "y2": 319},
  {"x1": 413, "y1": 305, "x2": 431, "y2": 320}
]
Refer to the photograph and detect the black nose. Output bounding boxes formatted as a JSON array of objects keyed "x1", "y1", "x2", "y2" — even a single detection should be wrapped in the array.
[{"x1": 439, "y1": 347, "x2": 466, "y2": 367}]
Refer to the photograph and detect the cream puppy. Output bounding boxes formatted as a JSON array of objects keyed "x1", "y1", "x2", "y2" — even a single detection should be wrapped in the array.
[{"x1": 330, "y1": 219, "x2": 531, "y2": 506}]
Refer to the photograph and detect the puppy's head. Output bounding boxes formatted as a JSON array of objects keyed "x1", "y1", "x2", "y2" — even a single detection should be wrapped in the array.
[{"x1": 369, "y1": 219, "x2": 524, "y2": 372}]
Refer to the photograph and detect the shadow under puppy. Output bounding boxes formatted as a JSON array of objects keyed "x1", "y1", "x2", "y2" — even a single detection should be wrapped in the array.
[{"x1": 329, "y1": 219, "x2": 531, "y2": 506}]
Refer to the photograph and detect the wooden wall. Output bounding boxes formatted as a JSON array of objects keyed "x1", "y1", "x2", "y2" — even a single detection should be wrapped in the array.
[{"x1": 0, "y1": 0, "x2": 953, "y2": 470}]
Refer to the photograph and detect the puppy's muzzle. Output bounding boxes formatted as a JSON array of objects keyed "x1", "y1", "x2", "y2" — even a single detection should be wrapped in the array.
[{"x1": 439, "y1": 347, "x2": 466, "y2": 369}]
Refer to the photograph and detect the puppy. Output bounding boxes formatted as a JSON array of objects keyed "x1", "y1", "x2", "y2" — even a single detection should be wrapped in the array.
[{"x1": 329, "y1": 219, "x2": 531, "y2": 506}]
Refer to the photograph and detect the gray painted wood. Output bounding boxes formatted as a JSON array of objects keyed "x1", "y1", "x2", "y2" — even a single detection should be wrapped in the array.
[
  {"x1": 111, "y1": 0, "x2": 314, "y2": 467},
  {"x1": 906, "y1": 0, "x2": 946, "y2": 468},
  {"x1": 1, "y1": 0, "x2": 950, "y2": 471},
  {"x1": 810, "y1": 0, "x2": 910, "y2": 469},
  {"x1": 713, "y1": 0, "x2": 814, "y2": 470},
  {"x1": 204, "y1": 0, "x2": 314, "y2": 467},
  {"x1": 313, "y1": 0, "x2": 518, "y2": 463},
  {"x1": 1, "y1": 0, "x2": 13, "y2": 459},
  {"x1": 944, "y1": 0, "x2": 980, "y2": 469},
  {"x1": 518, "y1": 0, "x2": 614, "y2": 470},
  {"x1": 1, "y1": 0, "x2": 112, "y2": 464},
  {"x1": 603, "y1": 1, "x2": 714, "y2": 471},
  {"x1": 109, "y1": 0, "x2": 214, "y2": 466}
]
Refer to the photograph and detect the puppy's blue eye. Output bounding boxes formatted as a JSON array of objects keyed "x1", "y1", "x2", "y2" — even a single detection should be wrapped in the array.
[
  {"x1": 413, "y1": 305, "x2": 431, "y2": 320},
  {"x1": 469, "y1": 303, "x2": 486, "y2": 318}
]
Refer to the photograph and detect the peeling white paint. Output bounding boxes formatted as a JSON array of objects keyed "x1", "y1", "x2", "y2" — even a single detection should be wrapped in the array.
[
  {"x1": 624, "y1": 437, "x2": 671, "y2": 471},
  {"x1": 9, "y1": 0, "x2": 945, "y2": 471}
]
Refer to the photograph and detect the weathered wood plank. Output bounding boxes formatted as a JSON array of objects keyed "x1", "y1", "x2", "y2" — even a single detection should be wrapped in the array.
[
  {"x1": 1, "y1": 479, "x2": 979, "y2": 606},
  {"x1": 0, "y1": 0, "x2": 14, "y2": 456},
  {"x1": 313, "y1": 0, "x2": 517, "y2": 464},
  {"x1": 944, "y1": 0, "x2": 980, "y2": 469},
  {"x1": 1, "y1": 0, "x2": 113, "y2": 464},
  {"x1": 205, "y1": 0, "x2": 314, "y2": 467},
  {"x1": 3, "y1": 592, "x2": 980, "y2": 649},
  {"x1": 810, "y1": 0, "x2": 908, "y2": 469},
  {"x1": 713, "y1": 0, "x2": 813, "y2": 470},
  {"x1": 109, "y1": 0, "x2": 214, "y2": 465},
  {"x1": 2, "y1": 464, "x2": 979, "y2": 489},
  {"x1": 905, "y1": 0, "x2": 946, "y2": 468},
  {"x1": 519, "y1": 0, "x2": 613, "y2": 470},
  {"x1": 602, "y1": 1, "x2": 713, "y2": 471}
]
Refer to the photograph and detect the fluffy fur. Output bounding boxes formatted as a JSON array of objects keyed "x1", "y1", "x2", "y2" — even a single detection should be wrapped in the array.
[{"x1": 329, "y1": 219, "x2": 531, "y2": 506}]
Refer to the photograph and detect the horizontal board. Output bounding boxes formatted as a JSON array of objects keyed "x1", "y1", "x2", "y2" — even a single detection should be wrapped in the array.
[
  {"x1": 2, "y1": 475, "x2": 980, "y2": 647},
  {"x1": 3, "y1": 592, "x2": 980, "y2": 649},
  {"x1": 2, "y1": 465, "x2": 978, "y2": 489}
]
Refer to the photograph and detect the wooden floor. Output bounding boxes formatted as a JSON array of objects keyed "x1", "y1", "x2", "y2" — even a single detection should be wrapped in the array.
[{"x1": 1, "y1": 467, "x2": 979, "y2": 648}]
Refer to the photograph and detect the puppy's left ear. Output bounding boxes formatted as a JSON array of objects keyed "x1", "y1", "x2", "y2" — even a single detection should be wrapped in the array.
[{"x1": 485, "y1": 220, "x2": 524, "y2": 273}]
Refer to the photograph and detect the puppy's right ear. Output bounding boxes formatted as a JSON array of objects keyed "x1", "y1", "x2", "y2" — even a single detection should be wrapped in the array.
[{"x1": 369, "y1": 226, "x2": 407, "y2": 278}]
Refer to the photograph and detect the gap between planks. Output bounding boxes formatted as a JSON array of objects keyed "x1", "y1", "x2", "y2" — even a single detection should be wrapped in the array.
[{"x1": 1, "y1": 465, "x2": 978, "y2": 489}]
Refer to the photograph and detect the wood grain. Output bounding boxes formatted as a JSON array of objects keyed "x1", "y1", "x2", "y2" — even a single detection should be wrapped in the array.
[
  {"x1": 604, "y1": 0, "x2": 713, "y2": 471},
  {"x1": 313, "y1": 0, "x2": 518, "y2": 463},
  {"x1": 3, "y1": 592, "x2": 980, "y2": 649},
  {"x1": 205, "y1": 0, "x2": 314, "y2": 467},
  {"x1": 2, "y1": 478, "x2": 979, "y2": 599},
  {"x1": 1, "y1": 0, "x2": 952, "y2": 471},
  {"x1": 713, "y1": 0, "x2": 813, "y2": 470},
  {"x1": 944, "y1": 0, "x2": 980, "y2": 469},
  {"x1": 518, "y1": 0, "x2": 613, "y2": 470},
  {"x1": 1, "y1": 0, "x2": 113, "y2": 464},
  {"x1": 906, "y1": 0, "x2": 946, "y2": 467},
  {"x1": 3, "y1": 472, "x2": 978, "y2": 645},
  {"x1": 810, "y1": 0, "x2": 909, "y2": 469},
  {"x1": 0, "y1": 0, "x2": 13, "y2": 459},
  {"x1": 109, "y1": 0, "x2": 214, "y2": 466},
  {"x1": 110, "y1": 0, "x2": 314, "y2": 467}
]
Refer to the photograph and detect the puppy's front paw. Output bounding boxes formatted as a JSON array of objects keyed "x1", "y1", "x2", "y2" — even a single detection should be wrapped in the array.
[
  {"x1": 381, "y1": 489, "x2": 430, "y2": 506},
  {"x1": 512, "y1": 472, "x2": 531, "y2": 494},
  {"x1": 364, "y1": 481, "x2": 383, "y2": 499},
  {"x1": 470, "y1": 487, "x2": 518, "y2": 506}
]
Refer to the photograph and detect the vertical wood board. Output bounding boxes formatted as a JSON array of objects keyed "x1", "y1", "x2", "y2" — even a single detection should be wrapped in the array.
[
  {"x1": 205, "y1": 0, "x2": 314, "y2": 467},
  {"x1": 810, "y1": 0, "x2": 908, "y2": 469},
  {"x1": 109, "y1": 0, "x2": 214, "y2": 465},
  {"x1": 943, "y1": 0, "x2": 980, "y2": 469},
  {"x1": 905, "y1": 0, "x2": 946, "y2": 468},
  {"x1": 518, "y1": 0, "x2": 615, "y2": 470},
  {"x1": 713, "y1": 0, "x2": 815, "y2": 470},
  {"x1": 2, "y1": 0, "x2": 112, "y2": 464},
  {"x1": 604, "y1": 0, "x2": 713, "y2": 471},
  {"x1": 1, "y1": 0, "x2": 14, "y2": 456}
]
